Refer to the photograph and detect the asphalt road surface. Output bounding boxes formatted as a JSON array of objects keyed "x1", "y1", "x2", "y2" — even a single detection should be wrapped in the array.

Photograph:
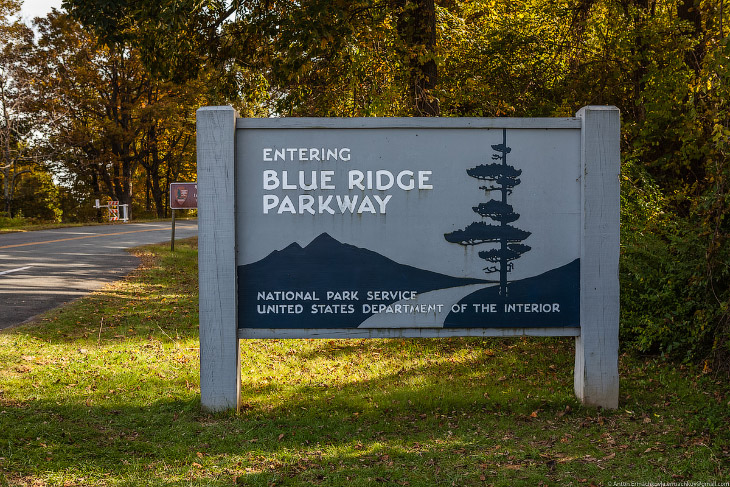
[{"x1": 0, "y1": 221, "x2": 198, "y2": 330}]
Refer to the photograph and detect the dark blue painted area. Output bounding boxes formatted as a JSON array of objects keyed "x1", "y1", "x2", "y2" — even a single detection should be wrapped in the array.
[
  {"x1": 238, "y1": 233, "x2": 485, "y2": 329},
  {"x1": 443, "y1": 259, "x2": 580, "y2": 327}
]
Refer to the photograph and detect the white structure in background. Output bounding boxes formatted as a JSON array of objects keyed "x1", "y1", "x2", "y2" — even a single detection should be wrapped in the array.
[{"x1": 94, "y1": 199, "x2": 129, "y2": 222}]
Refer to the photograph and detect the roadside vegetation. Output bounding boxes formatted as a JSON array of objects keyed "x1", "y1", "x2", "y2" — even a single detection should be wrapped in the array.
[
  {"x1": 2, "y1": 0, "x2": 729, "y2": 368},
  {"x1": 1, "y1": 0, "x2": 730, "y2": 482},
  {"x1": 0, "y1": 215, "x2": 106, "y2": 234},
  {"x1": 0, "y1": 215, "x2": 196, "y2": 234},
  {"x1": 1, "y1": 240, "x2": 728, "y2": 486}
]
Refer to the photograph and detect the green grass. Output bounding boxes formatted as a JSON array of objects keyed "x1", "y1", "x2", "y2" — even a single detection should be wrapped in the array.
[
  {"x1": 0, "y1": 216, "x2": 40, "y2": 232},
  {"x1": 0, "y1": 216, "x2": 196, "y2": 234},
  {"x1": 0, "y1": 215, "x2": 112, "y2": 233},
  {"x1": 1, "y1": 239, "x2": 728, "y2": 486}
]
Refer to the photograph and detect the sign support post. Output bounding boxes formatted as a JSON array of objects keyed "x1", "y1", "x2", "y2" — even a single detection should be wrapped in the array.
[
  {"x1": 574, "y1": 106, "x2": 620, "y2": 409},
  {"x1": 171, "y1": 209, "x2": 176, "y2": 252},
  {"x1": 197, "y1": 106, "x2": 240, "y2": 412},
  {"x1": 169, "y1": 182, "x2": 199, "y2": 253}
]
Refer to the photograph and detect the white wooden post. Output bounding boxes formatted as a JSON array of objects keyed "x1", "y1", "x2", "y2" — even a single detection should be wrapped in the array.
[
  {"x1": 575, "y1": 106, "x2": 620, "y2": 409},
  {"x1": 197, "y1": 106, "x2": 241, "y2": 412}
]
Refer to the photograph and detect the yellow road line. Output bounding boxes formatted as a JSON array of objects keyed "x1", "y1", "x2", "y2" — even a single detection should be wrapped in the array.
[{"x1": 0, "y1": 227, "x2": 193, "y2": 250}]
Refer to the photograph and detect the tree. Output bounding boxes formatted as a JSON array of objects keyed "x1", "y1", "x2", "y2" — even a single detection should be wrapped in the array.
[
  {"x1": 136, "y1": 79, "x2": 199, "y2": 217},
  {"x1": 33, "y1": 11, "x2": 201, "y2": 219},
  {"x1": 393, "y1": 0, "x2": 440, "y2": 115},
  {"x1": 12, "y1": 168, "x2": 62, "y2": 221},
  {"x1": 0, "y1": 0, "x2": 37, "y2": 216},
  {"x1": 444, "y1": 129, "x2": 531, "y2": 297},
  {"x1": 61, "y1": 0, "x2": 443, "y2": 117},
  {"x1": 31, "y1": 12, "x2": 146, "y2": 214},
  {"x1": 47, "y1": 0, "x2": 730, "y2": 367}
]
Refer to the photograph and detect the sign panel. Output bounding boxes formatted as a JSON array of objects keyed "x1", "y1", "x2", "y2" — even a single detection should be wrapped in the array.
[
  {"x1": 236, "y1": 125, "x2": 581, "y2": 331},
  {"x1": 196, "y1": 107, "x2": 620, "y2": 411},
  {"x1": 170, "y1": 182, "x2": 198, "y2": 209}
]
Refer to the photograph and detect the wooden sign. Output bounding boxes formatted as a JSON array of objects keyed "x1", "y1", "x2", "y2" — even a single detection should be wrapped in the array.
[{"x1": 196, "y1": 107, "x2": 620, "y2": 412}]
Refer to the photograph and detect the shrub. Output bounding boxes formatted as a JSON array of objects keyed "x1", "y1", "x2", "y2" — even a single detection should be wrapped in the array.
[{"x1": 620, "y1": 158, "x2": 730, "y2": 370}]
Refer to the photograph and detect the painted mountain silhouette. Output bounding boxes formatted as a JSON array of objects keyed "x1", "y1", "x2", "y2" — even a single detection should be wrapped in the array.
[
  {"x1": 238, "y1": 233, "x2": 485, "y2": 328},
  {"x1": 443, "y1": 258, "x2": 580, "y2": 327}
]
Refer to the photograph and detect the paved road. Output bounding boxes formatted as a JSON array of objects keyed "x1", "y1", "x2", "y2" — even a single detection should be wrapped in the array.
[{"x1": 0, "y1": 221, "x2": 198, "y2": 330}]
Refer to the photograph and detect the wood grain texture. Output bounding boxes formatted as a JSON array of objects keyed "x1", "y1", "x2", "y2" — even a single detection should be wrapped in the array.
[
  {"x1": 237, "y1": 117, "x2": 581, "y2": 130},
  {"x1": 575, "y1": 106, "x2": 621, "y2": 409},
  {"x1": 239, "y1": 328, "x2": 581, "y2": 339},
  {"x1": 197, "y1": 106, "x2": 241, "y2": 412}
]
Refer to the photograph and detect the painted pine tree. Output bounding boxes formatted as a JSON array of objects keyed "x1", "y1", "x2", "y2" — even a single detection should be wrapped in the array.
[{"x1": 444, "y1": 129, "x2": 531, "y2": 297}]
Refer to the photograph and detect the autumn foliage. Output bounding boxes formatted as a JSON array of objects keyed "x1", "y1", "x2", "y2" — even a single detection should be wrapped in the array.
[{"x1": 0, "y1": 0, "x2": 728, "y2": 365}]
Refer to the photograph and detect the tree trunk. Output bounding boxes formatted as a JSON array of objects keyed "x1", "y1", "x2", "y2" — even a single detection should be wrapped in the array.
[
  {"x1": 2, "y1": 166, "x2": 9, "y2": 216},
  {"x1": 150, "y1": 147, "x2": 165, "y2": 218},
  {"x1": 677, "y1": 0, "x2": 704, "y2": 74},
  {"x1": 122, "y1": 157, "x2": 133, "y2": 219},
  {"x1": 395, "y1": 0, "x2": 440, "y2": 116},
  {"x1": 145, "y1": 170, "x2": 151, "y2": 212},
  {"x1": 151, "y1": 172, "x2": 165, "y2": 218}
]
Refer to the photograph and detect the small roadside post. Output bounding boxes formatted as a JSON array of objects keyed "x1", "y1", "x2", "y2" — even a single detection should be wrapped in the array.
[
  {"x1": 169, "y1": 182, "x2": 198, "y2": 251},
  {"x1": 171, "y1": 208, "x2": 176, "y2": 252}
]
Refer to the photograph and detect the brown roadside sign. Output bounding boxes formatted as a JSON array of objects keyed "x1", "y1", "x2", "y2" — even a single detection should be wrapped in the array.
[{"x1": 170, "y1": 182, "x2": 198, "y2": 209}]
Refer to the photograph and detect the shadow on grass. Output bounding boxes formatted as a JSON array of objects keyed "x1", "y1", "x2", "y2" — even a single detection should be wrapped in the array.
[
  {"x1": 0, "y1": 363, "x2": 579, "y2": 486},
  {"x1": 0, "y1": 337, "x2": 588, "y2": 485},
  {"x1": 239, "y1": 338, "x2": 576, "y2": 415},
  {"x1": 3, "y1": 238, "x2": 728, "y2": 485},
  {"x1": 2, "y1": 338, "x2": 729, "y2": 486},
  {"x1": 291, "y1": 335, "x2": 515, "y2": 361}
]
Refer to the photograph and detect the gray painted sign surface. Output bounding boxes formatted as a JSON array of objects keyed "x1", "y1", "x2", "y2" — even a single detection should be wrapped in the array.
[{"x1": 237, "y1": 126, "x2": 581, "y2": 331}]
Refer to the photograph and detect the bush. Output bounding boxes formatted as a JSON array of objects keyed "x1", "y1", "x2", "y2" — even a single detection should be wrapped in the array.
[
  {"x1": 620, "y1": 158, "x2": 730, "y2": 370},
  {"x1": 0, "y1": 214, "x2": 28, "y2": 230},
  {"x1": 9, "y1": 170, "x2": 62, "y2": 222}
]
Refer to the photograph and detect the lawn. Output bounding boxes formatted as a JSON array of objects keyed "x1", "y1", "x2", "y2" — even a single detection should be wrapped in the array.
[
  {"x1": 0, "y1": 216, "x2": 196, "y2": 234},
  {"x1": 0, "y1": 239, "x2": 728, "y2": 486},
  {"x1": 0, "y1": 216, "x2": 86, "y2": 233}
]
